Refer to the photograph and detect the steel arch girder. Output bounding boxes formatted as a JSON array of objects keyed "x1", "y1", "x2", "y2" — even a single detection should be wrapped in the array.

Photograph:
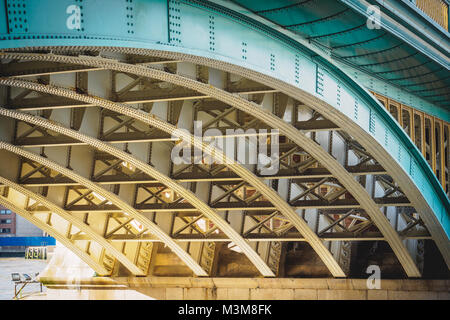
[
  {"x1": 0, "y1": 196, "x2": 109, "y2": 276},
  {"x1": 0, "y1": 54, "x2": 423, "y2": 276},
  {"x1": 0, "y1": 0, "x2": 447, "y2": 249},
  {"x1": 137, "y1": 50, "x2": 450, "y2": 270},
  {"x1": 0, "y1": 175, "x2": 146, "y2": 276},
  {"x1": 0, "y1": 107, "x2": 276, "y2": 278},
  {"x1": 0, "y1": 77, "x2": 347, "y2": 278},
  {"x1": 0, "y1": 141, "x2": 208, "y2": 277}
]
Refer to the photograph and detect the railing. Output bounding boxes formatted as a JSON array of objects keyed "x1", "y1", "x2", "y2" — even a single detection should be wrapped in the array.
[
  {"x1": 371, "y1": 91, "x2": 449, "y2": 196},
  {"x1": 11, "y1": 272, "x2": 43, "y2": 300},
  {"x1": 414, "y1": 0, "x2": 449, "y2": 30}
]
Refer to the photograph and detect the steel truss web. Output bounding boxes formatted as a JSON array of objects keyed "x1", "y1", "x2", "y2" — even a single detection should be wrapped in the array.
[{"x1": 0, "y1": 50, "x2": 445, "y2": 278}]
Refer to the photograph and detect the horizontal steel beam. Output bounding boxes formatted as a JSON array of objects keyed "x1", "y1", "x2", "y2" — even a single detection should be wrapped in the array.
[
  {"x1": 70, "y1": 231, "x2": 431, "y2": 242},
  {"x1": 5, "y1": 165, "x2": 387, "y2": 187},
  {"x1": 6, "y1": 88, "x2": 278, "y2": 111},
  {"x1": 27, "y1": 197, "x2": 410, "y2": 213},
  {"x1": 0, "y1": 61, "x2": 101, "y2": 76},
  {"x1": 0, "y1": 58, "x2": 181, "y2": 77},
  {"x1": 296, "y1": 119, "x2": 340, "y2": 131},
  {"x1": 14, "y1": 128, "x2": 321, "y2": 146},
  {"x1": 0, "y1": 53, "x2": 421, "y2": 277}
]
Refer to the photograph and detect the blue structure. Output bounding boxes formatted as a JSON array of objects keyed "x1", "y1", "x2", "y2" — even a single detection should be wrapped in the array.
[{"x1": 0, "y1": 236, "x2": 56, "y2": 247}]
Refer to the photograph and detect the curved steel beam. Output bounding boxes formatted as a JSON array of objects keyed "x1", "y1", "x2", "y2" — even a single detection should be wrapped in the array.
[
  {"x1": 0, "y1": 53, "x2": 423, "y2": 276},
  {"x1": 0, "y1": 107, "x2": 275, "y2": 277},
  {"x1": 0, "y1": 0, "x2": 446, "y2": 270},
  {"x1": 0, "y1": 141, "x2": 208, "y2": 277},
  {"x1": 126, "y1": 49, "x2": 449, "y2": 269},
  {"x1": 0, "y1": 175, "x2": 145, "y2": 276},
  {"x1": 139, "y1": 51, "x2": 449, "y2": 269},
  {"x1": 279, "y1": 79, "x2": 450, "y2": 268},
  {"x1": 0, "y1": 196, "x2": 108, "y2": 275},
  {"x1": 0, "y1": 77, "x2": 347, "y2": 277},
  {"x1": 34, "y1": 52, "x2": 421, "y2": 277}
]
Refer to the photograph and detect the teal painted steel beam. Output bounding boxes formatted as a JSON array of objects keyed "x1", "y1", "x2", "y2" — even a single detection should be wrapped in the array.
[
  {"x1": 395, "y1": 0, "x2": 449, "y2": 38},
  {"x1": 218, "y1": 0, "x2": 450, "y2": 121},
  {"x1": 0, "y1": 0, "x2": 448, "y2": 266},
  {"x1": 338, "y1": 0, "x2": 450, "y2": 70}
]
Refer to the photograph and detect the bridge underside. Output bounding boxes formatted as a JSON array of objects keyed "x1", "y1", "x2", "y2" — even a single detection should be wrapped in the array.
[
  {"x1": 0, "y1": 48, "x2": 448, "y2": 280},
  {"x1": 29, "y1": 247, "x2": 450, "y2": 301}
]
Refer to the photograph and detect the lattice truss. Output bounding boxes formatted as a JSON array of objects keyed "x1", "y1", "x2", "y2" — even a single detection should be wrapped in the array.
[{"x1": 0, "y1": 49, "x2": 434, "y2": 277}]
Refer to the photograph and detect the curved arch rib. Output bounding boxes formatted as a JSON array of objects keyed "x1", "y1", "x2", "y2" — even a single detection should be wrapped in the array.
[
  {"x1": 39, "y1": 52, "x2": 421, "y2": 277},
  {"x1": 0, "y1": 53, "x2": 422, "y2": 276},
  {"x1": 0, "y1": 175, "x2": 146, "y2": 275},
  {"x1": 0, "y1": 196, "x2": 108, "y2": 275},
  {"x1": 0, "y1": 141, "x2": 208, "y2": 277},
  {"x1": 0, "y1": 107, "x2": 275, "y2": 277},
  {"x1": 122, "y1": 48, "x2": 448, "y2": 271},
  {"x1": 254, "y1": 76, "x2": 450, "y2": 269},
  {"x1": 0, "y1": 76, "x2": 347, "y2": 277}
]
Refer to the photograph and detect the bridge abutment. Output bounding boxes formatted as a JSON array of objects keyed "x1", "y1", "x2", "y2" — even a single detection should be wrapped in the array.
[{"x1": 33, "y1": 276, "x2": 449, "y2": 300}]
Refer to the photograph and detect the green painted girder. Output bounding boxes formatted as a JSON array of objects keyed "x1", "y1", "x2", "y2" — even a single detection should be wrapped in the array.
[
  {"x1": 369, "y1": 0, "x2": 449, "y2": 51},
  {"x1": 231, "y1": 0, "x2": 310, "y2": 13},
  {"x1": 341, "y1": 65, "x2": 450, "y2": 120},
  {"x1": 255, "y1": 0, "x2": 353, "y2": 32},
  {"x1": 232, "y1": 0, "x2": 450, "y2": 109},
  {"x1": 336, "y1": 0, "x2": 450, "y2": 108},
  {"x1": 0, "y1": 0, "x2": 448, "y2": 246}
]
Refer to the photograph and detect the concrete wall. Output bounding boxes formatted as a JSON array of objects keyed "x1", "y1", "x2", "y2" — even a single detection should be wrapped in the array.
[{"x1": 15, "y1": 214, "x2": 43, "y2": 237}]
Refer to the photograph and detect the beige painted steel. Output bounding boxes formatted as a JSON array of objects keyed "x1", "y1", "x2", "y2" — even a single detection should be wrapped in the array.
[
  {"x1": 0, "y1": 196, "x2": 108, "y2": 275},
  {"x1": 170, "y1": 53, "x2": 448, "y2": 272},
  {"x1": 2, "y1": 52, "x2": 440, "y2": 275},
  {"x1": 0, "y1": 175, "x2": 146, "y2": 275},
  {"x1": 0, "y1": 107, "x2": 275, "y2": 277},
  {"x1": 0, "y1": 77, "x2": 346, "y2": 277},
  {"x1": 0, "y1": 141, "x2": 208, "y2": 276},
  {"x1": 0, "y1": 52, "x2": 422, "y2": 276},
  {"x1": 93, "y1": 49, "x2": 435, "y2": 276}
]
